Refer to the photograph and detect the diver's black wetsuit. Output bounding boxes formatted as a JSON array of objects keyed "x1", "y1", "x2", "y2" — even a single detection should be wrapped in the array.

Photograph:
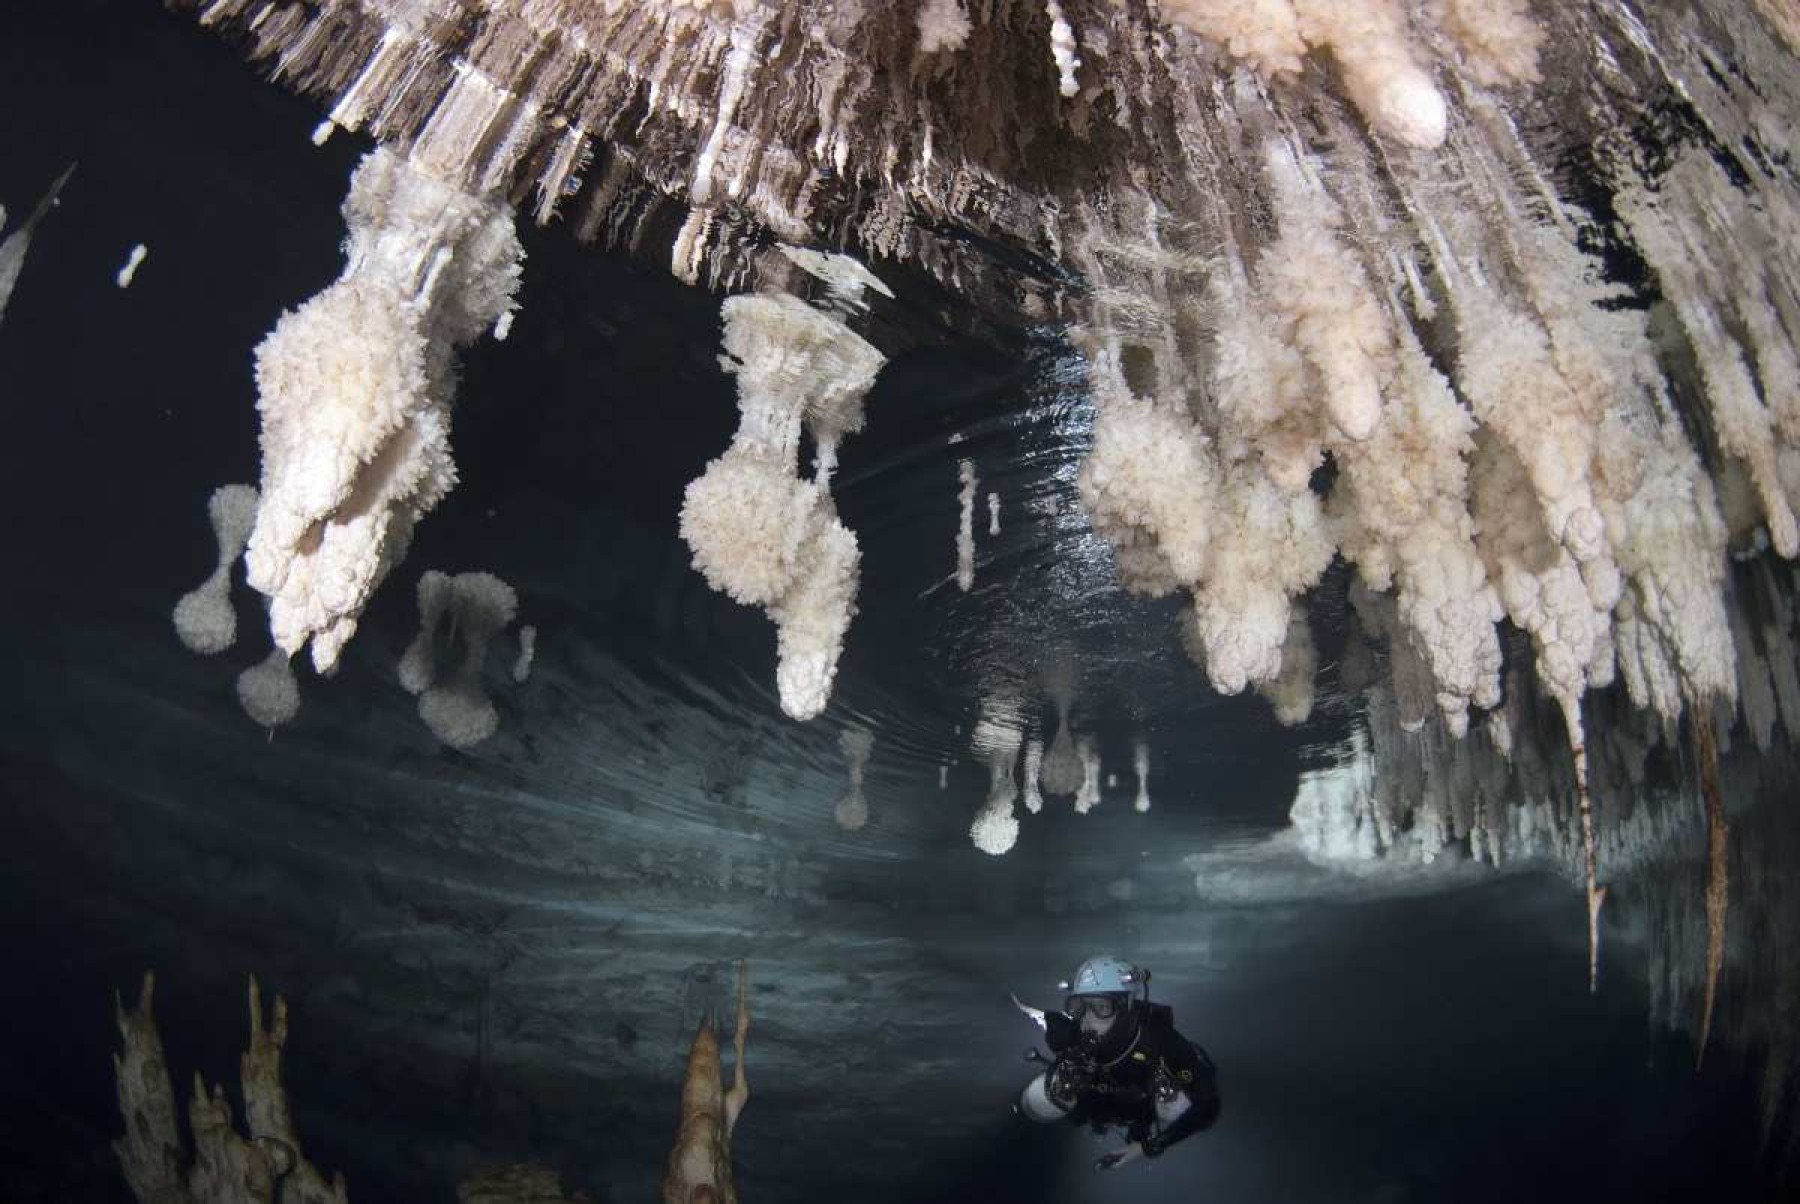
[{"x1": 1043, "y1": 1000, "x2": 1220, "y2": 1156}]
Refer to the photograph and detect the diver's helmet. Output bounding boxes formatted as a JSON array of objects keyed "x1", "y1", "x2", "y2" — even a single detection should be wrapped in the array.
[{"x1": 1064, "y1": 954, "x2": 1137, "y2": 998}]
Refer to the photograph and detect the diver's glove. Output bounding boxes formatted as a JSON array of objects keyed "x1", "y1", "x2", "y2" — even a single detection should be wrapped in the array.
[
  {"x1": 1044, "y1": 1009, "x2": 1079, "y2": 1052},
  {"x1": 1096, "y1": 1143, "x2": 1146, "y2": 1171}
]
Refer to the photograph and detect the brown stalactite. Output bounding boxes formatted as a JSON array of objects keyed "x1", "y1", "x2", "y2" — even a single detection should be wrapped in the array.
[{"x1": 1693, "y1": 707, "x2": 1731, "y2": 1071}]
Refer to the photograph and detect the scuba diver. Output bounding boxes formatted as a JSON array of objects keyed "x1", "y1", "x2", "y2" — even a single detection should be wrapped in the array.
[{"x1": 1013, "y1": 955, "x2": 1220, "y2": 1170}]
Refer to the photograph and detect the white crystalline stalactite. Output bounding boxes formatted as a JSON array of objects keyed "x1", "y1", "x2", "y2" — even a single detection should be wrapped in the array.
[
  {"x1": 835, "y1": 726, "x2": 875, "y2": 832},
  {"x1": 1044, "y1": 0, "x2": 1081, "y2": 98},
  {"x1": 1131, "y1": 738, "x2": 1151, "y2": 813},
  {"x1": 1293, "y1": 0, "x2": 1447, "y2": 149},
  {"x1": 1187, "y1": 462, "x2": 1333, "y2": 695},
  {"x1": 1451, "y1": 278, "x2": 1611, "y2": 573},
  {"x1": 679, "y1": 284, "x2": 886, "y2": 721},
  {"x1": 398, "y1": 570, "x2": 519, "y2": 748},
  {"x1": 956, "y1": 459, "x2": 977, "y2": 591},
  {"x1": 1253, "y1": 143, "x2": 1395, "y2": 445},
  {"x1": 173, "y1": 485, "x2": 259, "y2": 655},
  {"x1": 1596, "y1": 408, "x2": 1736, "y2": 719},
  {"x1": 1080, "y1": 338, "x2": 1331, "y2": 697},
  {"x1": 245, "y1": 146, "x2": 522, "y2": 673},
  {"x1": 1153, "y1": 0, "x2": 1444, "y2": 147},
  {"x1": 513, "y1": 624, "x2": 537, "y2": 683},
  {"x1": 969, "y1": 699, "x2": 1024, "y2": 855},
  {"x1": 1471, "y1": 437, "x2": 1610, "y2": 990},
  {"x1": 988, "y1": 490, "x2": 1001, "y2": 536},
  {"x1": 1154, "y1": 0, "x2": 1306, "y2": 75},
  {"x1": 1423, "y1": 0, "x2": 1545, "y2": 87},
  {"x1": 1079, "y1": 377, "x2": 1216, "y2": 602},
  {"x1": 917, "y1": 0, "x2": 972, "y2": 54},
  {"x1": 1616, "y1": 151, "x2": 1800, "y2": 560},
  {"x1": 1328, "y1": 327, "x2": 1503, "y2": 735}
]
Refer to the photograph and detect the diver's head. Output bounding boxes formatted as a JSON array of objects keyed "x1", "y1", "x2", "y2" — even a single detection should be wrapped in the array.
[
  {"x1": 1062, "y1": 954, "x2": 1140, "y2": 1040},
  {"x1": 1067, "y1": 990, "x2": 1130, "y2": 1038}
]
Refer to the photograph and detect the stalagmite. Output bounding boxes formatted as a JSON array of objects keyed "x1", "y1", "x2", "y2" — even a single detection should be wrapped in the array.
[
  {"x1": 662, "y1": 961, "x2": 750, "y2": 1204},
  {"x1": 988, "y1": 491, "x2": 1001, "y2": 537},
  {"x1": 112, "y1": 973, "x2": 348, "y2": 1204},
  {"x1": 679, "y1": 282, "x2": 885, "y2": 721},
  {"x1": 111, "y1": 974, "x2": 183, "y2": 1203},
  {"x1": 835, "y1": 727, "x2": 875, "y2": 832},
  {"x1": 173, "y1": 484, "x2": 259, "y2": 655},
  {"x1": 245, "y1": 147, "x2": 522, "y2": 674}
]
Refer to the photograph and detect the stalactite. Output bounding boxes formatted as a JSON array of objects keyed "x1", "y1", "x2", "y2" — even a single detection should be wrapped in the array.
[
  {"x1": 245, "y1": 147, "x2": 522, "y2": 674},
  {"x1": 679, "y1": 273, "x2": 885, "y2": 720},
  {"x1": 1694, "y1": 707, "x2": 1731, "y2": 1069}
]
